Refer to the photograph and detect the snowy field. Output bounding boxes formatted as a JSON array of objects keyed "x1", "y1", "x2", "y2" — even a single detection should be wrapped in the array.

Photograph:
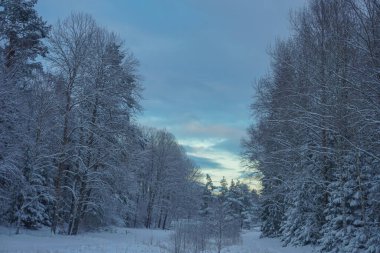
[{"x1": 0, "y1": 226, "x2": 313, "y2": 253}]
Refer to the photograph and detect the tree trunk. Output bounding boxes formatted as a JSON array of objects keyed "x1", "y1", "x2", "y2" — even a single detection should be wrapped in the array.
[
  {"x1": 52, "y1": 80, "x2": 73, "y2": 234},
  {"x1": 157, "y1": 208, "x2": 162, "y2": 229},
  {"x1": 162, "y1": 211, "x2": 168, "y2": 230}
]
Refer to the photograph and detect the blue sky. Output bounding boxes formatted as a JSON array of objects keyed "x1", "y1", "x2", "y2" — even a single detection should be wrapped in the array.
[{"x1": 36, "y1": 0, "x2": 306, "y2": 186}]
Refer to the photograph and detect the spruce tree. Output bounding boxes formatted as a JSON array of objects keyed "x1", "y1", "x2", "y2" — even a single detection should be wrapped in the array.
[{"x1": 0, "y1": 0, "x2": 50, "y2": 232}]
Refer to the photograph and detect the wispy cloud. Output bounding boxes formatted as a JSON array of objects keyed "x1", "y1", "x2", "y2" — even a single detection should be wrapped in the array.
[
  {"x1": 187, "y1": 155, "x2": 225, "y2": 171},
  {"x1": 178, "y1": 137, "x2": 243, "y2": 182}
]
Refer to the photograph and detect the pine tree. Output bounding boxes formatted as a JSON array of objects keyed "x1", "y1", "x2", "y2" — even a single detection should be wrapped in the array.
[
  {"x1": 0, "y1": 0, "x2": 50, "y2": 232},
  {"x1": 199, "y1": 174, "x2": 216, "y2": 217}
]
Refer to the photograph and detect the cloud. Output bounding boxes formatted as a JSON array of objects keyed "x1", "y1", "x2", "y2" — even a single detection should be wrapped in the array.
[
  {"x1": 187, "y1": 155, "x2": 225, "y2": 171},
  {"x1": 178, "y1": 137, "x2": 225, "y2": 150},
  {"x1": 182, "y1": 120, "x2": 245, "y2": 140},
  {"x1": 187, "y1": 149, "x2": 240, "y2": 172},
  {"x1": 178, "y1": 137, "x2": 243, "y2": 181},
  {"x1": 213, "y1": 138, "x2": 242, "y2": 155}
]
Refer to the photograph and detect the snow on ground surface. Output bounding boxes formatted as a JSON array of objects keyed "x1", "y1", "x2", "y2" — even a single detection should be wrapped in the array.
[
  {"x1": 229, "y1": 229, "x2": 314, "y2": 253},
  {"x1": 0, "y1": 226, "x2": 314, "y2": 253}
]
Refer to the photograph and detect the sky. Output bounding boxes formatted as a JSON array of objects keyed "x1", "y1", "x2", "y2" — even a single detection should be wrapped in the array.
[{"x1": 36, "y1": 0, "x2": 306, "y2": 186}]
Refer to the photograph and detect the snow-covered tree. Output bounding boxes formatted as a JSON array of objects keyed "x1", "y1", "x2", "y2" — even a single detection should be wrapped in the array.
[
  {"x1": 244, "y1": 0, "x2": 380, "y2": 252},
  {"x1": 0, "y1": 0, "x2": 50, "y2": 232}
]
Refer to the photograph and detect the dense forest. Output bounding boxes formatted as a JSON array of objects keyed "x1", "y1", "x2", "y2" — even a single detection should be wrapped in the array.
[
  {"x1": 243, "y1": 0, "x2": 380, "y2": 252},
  {"x1": 3, "y1": 0, "x2": 380, "y2": 253},
  {"x1": 0, "y1": 1, "x2": 257, "y2": 248}
]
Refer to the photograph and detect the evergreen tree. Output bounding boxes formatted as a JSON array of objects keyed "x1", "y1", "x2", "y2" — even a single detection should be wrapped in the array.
[
  {"x1": 244, "y1": 0, "x2": 380, "y2": 251},
  {"x1": 219, "y1": 177, "x2": 228, "y2": 202},
  {"x1": 0, "y1": 0, "x2": 50, "y2": 232},
  {"x1": 199, "y1": 174, "x2": 216, "y2": 217}
]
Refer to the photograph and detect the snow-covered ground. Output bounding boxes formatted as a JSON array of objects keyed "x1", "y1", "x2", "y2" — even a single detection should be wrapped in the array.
[
  {"x1": 0, "y1": 226, "x2": 313, "y2": 253},
  {"x1": 228, "y1": 230, "x2": 313, "y2": 253}
]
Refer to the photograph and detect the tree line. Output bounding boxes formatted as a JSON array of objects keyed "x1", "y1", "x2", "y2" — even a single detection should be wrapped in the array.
[
  {"x1": 172, "y1": 174, "x2": 258, "y2": 253},
  {"x1": 0, "y1": 0, "x2": 203, "y2": 235},
  {"x1": 244, "y1": 0, "x2": 380, "y2": 252}
]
